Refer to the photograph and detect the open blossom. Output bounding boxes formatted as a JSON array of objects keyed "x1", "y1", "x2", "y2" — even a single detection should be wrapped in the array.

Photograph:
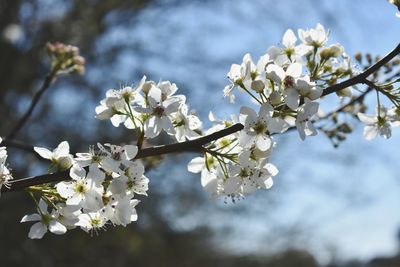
[
  {"x1": 224, "y1": 53, "x2": 256, "y2": 103},
  {"x1": 56, "y1": 165, "x2": 104, "y2": 210},
  {"x1": 298, "y1": 23, "x2": 328, "y2": 48},
  {"x1": 97, "y1": 143, "x2": 138, "y2": 173},
  {"x1": 357, "y1": 106, "x2": 393, "y2": 140},
  {"x1": 109, "y1": 161, "x2": 149, "y2": 196},
  {"x1": 138, "y1": 86, "x2": 183, "y2": 138},
  {"x1": 268, "y1": 29, "x2": 306, "y2": 65},
  {"x1": 21, "y1": 199, "x2": 67, "y2": 239},
  {"x1": 295, "y1": 100, "x2": 320, "y2": 140},
  {"x1": 101, "y1": 196, "x2": 140, "y2": 227},
  {"x1": 171, "y1": 104, "x2": 202, "y2": 142},
  {"x1": 34, "y1": 141, "x2": 73, "y2": 170},
  {"x1": 95, "y1": 76, "x2": 147, "y2": 128},
  {"x1": 76, "y1": 211, "x2": 107, "y2": 234},
  {"x1": 239, "y1": 104, "x2": 288, "y2": 151}
]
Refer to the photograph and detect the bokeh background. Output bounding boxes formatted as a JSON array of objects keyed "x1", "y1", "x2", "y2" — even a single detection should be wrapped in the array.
[{"x1": 0, "y1": 0, "x2": 400, "y2": 266}]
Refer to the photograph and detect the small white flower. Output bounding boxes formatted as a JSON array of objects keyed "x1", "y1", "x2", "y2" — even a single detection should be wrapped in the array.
[
  {"x1": 95, "y1": 77, "x2": 146, "y2": 129},
  {"x1": 138, "y1": 86, "x2": 183, "y2": 138},
  {"x1": 357, "y1": 106, "x2": 392, "y2": 140},
  {"x1": 56, "y1": 165, "x2": 104, "y2": 210},
  {"x1": 298, "y1": 23, "x2": 328, "y2": 48},
  {"x1": 295, "y1": 100, "x2": 320, "y2": 140},
  {"x1": 76, "y1": 211, "x2": 107, "y2": 234},
  {"x1": 268, "y1": 29, "x2": 306, "y2": 65},
  {"x1": 21, "y1": 199, "x2": 67, "y2": 239},
  {"x1": 109, "y1": 161, "x2": 149, "y2": 196},
  {"x1": 34, "y1": 141, "x2": 73, "y2": 170},
  {"x1": 172, "y1": 104, "x2": 202, "y2": 142},
  {"x1": 224, "y1": 53, "x2": 257, "y2": 103},
  {"x1": 239, "y1": 104, "x2": 288, "y2": 151},
  {"x1": 97, "y1": 143, "x2": 138, "y2": 173},
  {"x1": 101, "y1": 195, "x2": 140, "y2": 227}
]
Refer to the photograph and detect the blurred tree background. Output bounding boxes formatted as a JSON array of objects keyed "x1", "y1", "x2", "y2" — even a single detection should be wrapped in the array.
[{"x1": 0, "y1": 0, "x2": 400, "y2": 266}]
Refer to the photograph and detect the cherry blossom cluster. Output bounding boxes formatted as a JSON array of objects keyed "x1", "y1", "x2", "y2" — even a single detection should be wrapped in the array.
[
  {"x1": 184, "y1": 24, "x2": 353, "y2": 201},
  {"x1": 21, "y1": 141, "x2": 148, "y2": 239},
  {"x1": 95, "y1": 76, "x2": 202, "y2": 142},
  {"x1": 188, "y1": 112, "x2": 278, "y2": 202},
  {"x1": 223, "y1": 23, "x2": 355, "y2": 106},
  {"x1": 46, "y1": 42, "x2": 85, "y2": 75},
  {"x1": 0, "y1": 138, "x2": 13, "y2": 193}
]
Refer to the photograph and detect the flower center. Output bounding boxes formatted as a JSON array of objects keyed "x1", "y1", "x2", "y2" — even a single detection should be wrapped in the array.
[
  {"x1": 239, "y1": 168, "x2": 249, "y2": 178},
  {"x1": 153, "y1": 106, "x2": 165, "y2": 117},
  {"x1": 126, "y1": 179, "x2": 136, "y2": 189},
  {"x1": 284, "y1": 76, "x2": 295, "y2": 88},
  {"x1": 75, "y1": 182, "x2": 88, "y2": 194},
  {"x1": 254, "y1": 122, "x2": 267, "y2": 135},
  {"x1": 41, "y1": 214, "x2": 52, "y2": 225}
]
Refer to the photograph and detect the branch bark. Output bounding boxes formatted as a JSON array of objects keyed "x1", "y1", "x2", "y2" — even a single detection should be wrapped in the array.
[
  {"x1": 321, "y1": 42, "x2": 400, "y2": 97},
  {"x1": 2, "y1": 123, "x2": 244, "y2": 192}
]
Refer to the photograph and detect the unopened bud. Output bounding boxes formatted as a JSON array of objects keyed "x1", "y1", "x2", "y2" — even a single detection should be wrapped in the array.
[
  {"x1": 354, "y1": 52, "x2": 362, "y2": 63},
  {"x1": 251, "y1": 80, "x2": 265, "y2": 93},
  {"x1": 269, "y1": 91, "x2": 282, "y2": 106}
]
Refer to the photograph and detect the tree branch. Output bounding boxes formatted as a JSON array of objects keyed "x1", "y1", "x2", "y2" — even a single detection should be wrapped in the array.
[
  {"x1": 6, "y1": 68, "x2": 57, "y2": 140},
  {"x1": 2, "y1": 123, "x2": 244, "y2": 192},
  {"x1": 321, "y1": 42, "x2": 400, "y2": 97}
]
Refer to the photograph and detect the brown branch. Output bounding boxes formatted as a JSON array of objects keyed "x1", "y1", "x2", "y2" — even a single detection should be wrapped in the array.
[
  {"x1": 1, "y1": 139, "x2": 36, "y2": 154},
  {"x1": 318, "y1": 87, "x2": 372, "y2": 121},
  {"x1": 2, "y1": 123, "x2": 244, "y2": 192},
  {"x1": 6, "y1": 68, "x2": 57, "y2": 140},
  {"x1": 321, "y1": 42, "x2": 400, "y2": 97}
]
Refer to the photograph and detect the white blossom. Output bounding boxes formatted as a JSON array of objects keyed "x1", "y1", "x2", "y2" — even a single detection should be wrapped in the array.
[
  {"x1": 295, "y1": 100, "x2": 320, "y2": 140},
  {"x1": 358, "y1": 106, "x2": 392, "y2": 140},
  {"x1": 172, "y1": 104, "x2": 202, "y2": 142},
  {"x1": 239, "y1": 104, "x2": 288, "y2": 151},
  {"x1": 21, "y1": 199, "x2": 67, "y2": 239},
  {"x1": 34, "y1": 141, "x2": 73, "y2": 170}
]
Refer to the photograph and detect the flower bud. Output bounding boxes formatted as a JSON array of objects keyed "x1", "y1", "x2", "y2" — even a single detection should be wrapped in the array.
[
  {"x1": 251, "y1": 80, "x2": 265, "y2": 93},
  {"x1": 269, "y1": 91, "x2": 282, "y2": 106}
]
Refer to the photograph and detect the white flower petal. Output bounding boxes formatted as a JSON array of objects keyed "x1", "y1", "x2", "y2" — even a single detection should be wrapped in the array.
[
  {"x1": 282, "y1": 29, "x2": 297, "y2": 47},
  {"x1": 256, "y1": 135, "x2": 272, "y2": 151},
  {"x1": 285, "y1": 88, "x2": 300, "y2": 110},
  {"x1": 28, "y1": 222, "x2": 47, "y2": 239},
  {"x1": 357, "y1": 113, "x2": 376, "y2": 125},
  {"x1": 364, "y1": 125, "x2": 378, "y2": 140},
  {"x1": 123, "y1": 145, "x2": 138, "y2": 160},
  {"x1": 48, "y1": 220, "x2": 67, "y2": 235},
  {"x1": 187, "y1": 157, "x2": 205, "y2": 173},
  {"x1": 21, "y1": 213, "x2": 41, "y2": 223},
  {"x1": 33, "y1": 147, "x2": 53, "y2": 160},
  {"x1": 286, "y1": 63, "x2": 302, "y2": 77},
  {"x1": 54, "y1": 141, "x2": 70, "y2": 158},
  {"x1": 69, "y1": 165, "x2": 86, "y2": 181}
]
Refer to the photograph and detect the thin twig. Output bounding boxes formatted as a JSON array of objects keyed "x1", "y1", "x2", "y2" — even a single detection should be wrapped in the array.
[
  {"x1": 6, "y1": 68, "x2": 57, "y2": 140},
  {"x1": 321, "y1": 42, "x2": 400, "y2": 97},
  {"x1": 318, "y1": 87, "x2": 372, "y2": 121}
]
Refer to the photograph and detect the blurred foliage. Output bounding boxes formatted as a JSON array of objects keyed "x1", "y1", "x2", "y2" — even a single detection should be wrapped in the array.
[{"x1": 0, "y1": 0, "x2": 399, "y2": 266}]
